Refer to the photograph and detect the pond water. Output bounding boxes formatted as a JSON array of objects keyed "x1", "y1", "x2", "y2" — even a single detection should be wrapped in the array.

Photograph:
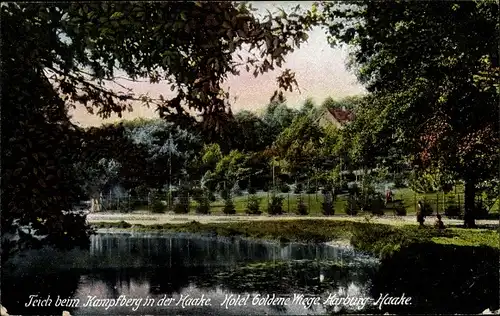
[{"x1": 2, "y1": 232, "x2": 498, "y2": 315}]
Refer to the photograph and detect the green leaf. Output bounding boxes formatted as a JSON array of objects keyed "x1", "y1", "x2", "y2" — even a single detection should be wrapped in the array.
[{"x1": 110, "y1": 11, "x2": 123, "y2": 19}]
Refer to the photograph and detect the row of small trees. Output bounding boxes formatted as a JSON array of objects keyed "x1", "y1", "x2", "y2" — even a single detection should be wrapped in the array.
[
  {"x1": 102, "y1": 182, "x2": 490, "y2": 219},
  {"x1": 147, "y1": 187, "x2": 337, "y2": 216},
  {"x1": 147, "y1": 192, "x2": 490, "y2": 219}
]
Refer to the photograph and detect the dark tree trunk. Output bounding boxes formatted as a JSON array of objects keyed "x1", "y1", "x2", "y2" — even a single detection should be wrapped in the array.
[{"x1": 463, "y1": 178, "x2": 476, "y2": 228}]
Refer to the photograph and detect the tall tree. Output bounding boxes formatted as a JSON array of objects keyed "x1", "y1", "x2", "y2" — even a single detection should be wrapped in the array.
[
  {"x1": 232, "y1": 110, "x2": 269, "y2": 152},
  {"x1": 273, "y1": 114, "x2": 324, "y2": 181},
  {"x1": 321, "y1": 95, "x2": 365, "y2": 111},
  {"x1": 320, "y1": 1, "x2": 499, "y2": 227},
  {"x1": 202, "y1": 150, "x2": 250, "y2": 194},
  {"x1": 1, "y1": 2, "x2": 314, "y2": 259},
  {"x1": 341, "y1": 95, "x2": 404, "y2": 172},
  {"x1": 123, "y1": 119, "x2": 202, "y2": 189},
  {"x1": 300, "y1": 97, "x2": 316, "y2": 117},
  {"x1": 261, "y1": 102, "x2": 299, "y2": 144}
]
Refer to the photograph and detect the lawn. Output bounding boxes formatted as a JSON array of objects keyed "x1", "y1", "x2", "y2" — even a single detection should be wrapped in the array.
[
  {"x1": 121, "y1": 185, "x2": 498, "y2": 217},
  {"x1": 185, "y1": 187, "x2": 499, "y2": 216}
]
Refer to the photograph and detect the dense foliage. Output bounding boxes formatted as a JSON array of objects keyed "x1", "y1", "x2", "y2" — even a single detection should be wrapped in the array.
[
  {"x1": 0, "y1": 2, "x2": 316, "y2": 260},
  {"x1": 3, "y1": 1, "x2": 498, "y2": 261},
  {"x1": 319, "y1": 1, "x2": 499, "y2": 227}
]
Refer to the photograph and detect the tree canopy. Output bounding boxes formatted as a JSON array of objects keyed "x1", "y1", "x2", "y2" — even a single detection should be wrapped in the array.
[
  {"x1": 319, "y1": 0, "x2": 499, "y2": 226},
  {"x1": 3, "y1": 0, "x2": 498, "y2": 263},
  {"x1": 1, "y1": 2, "x2": 316, "y2": 259}
]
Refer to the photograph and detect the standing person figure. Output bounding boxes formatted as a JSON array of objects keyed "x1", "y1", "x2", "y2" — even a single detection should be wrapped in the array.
[
  {"x1": 417, "y1": 200, "x2": 425, "y2": 227},
  {"x1": 386, "y1": 188, "x2": 393, "y2": 204}
]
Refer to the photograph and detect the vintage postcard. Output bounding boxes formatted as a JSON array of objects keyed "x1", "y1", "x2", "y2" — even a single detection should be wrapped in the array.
[{"x1": 1, "y1": 1, "x2": 499, "y2": 315}]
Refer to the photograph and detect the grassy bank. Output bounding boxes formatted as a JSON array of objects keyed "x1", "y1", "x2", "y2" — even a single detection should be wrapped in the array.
[
  {"x1": 124, "y1": 188, "x2": 499, "y2": 216},
  {"x1": 92, "y1": 219, "x2": 499, "y2": 258}
]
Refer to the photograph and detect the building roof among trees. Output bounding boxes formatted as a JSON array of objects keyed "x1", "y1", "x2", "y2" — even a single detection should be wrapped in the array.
[
  {"x1": 326, "y1": 108, "x2": 355, "y2": 125},
  {"x1": 317, "y1": 107, "x2": 355, "y2": 128}
]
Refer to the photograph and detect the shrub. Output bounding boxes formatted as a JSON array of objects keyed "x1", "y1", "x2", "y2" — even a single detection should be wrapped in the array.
[
  {"x1": 267, "y1": 195, "x2": 284, "y2": 215},
  {"x1": 193, "y1": 189, "x2": 211, "y2": 214},
  {"x1": 151, "y1": 199, "x2": 166, "y2": 213},
  {"x1": 370, "y1": 194, "x2": 385, "y2": 216},
  {"x1": 357, "y1": 190, "x2": 383, "y2": 214},
  {"x1": 173, "y1": 202, "x2": 189, "y2": 214},
  {"x1": 248, "y1": 186, "x2": 257, "y2": 195},
  {"x1": 148, "y1": 191, "x2": 166, "y2": 213},
  {"x1": 262, "y1": 183, "x2": 269, "y2": 192},
  {"x1": 172, "y1": 192, "x2": 190, "y2": 214},
  {"x1": 294, "y1": 183, "x2": 303, "y2": 194},
  {"x1": 393, "y1": 201, "x2": 407, "y2": 216},
  {"x1": 371, "y1": 206, "x2": 385, "y2": 216},
  {"x1": 279, "y1": 184, "x2": 291, "y2": 193},
  {"x1": 345, "y1": 194, "x2": 359, "y2": 216},
  {"x1": 246, "y1": 195, "x2": 262, "y2": 215},
  {"x1": 295, "y1": 197, "x2": 308, "y2": 215},
  {"x1": 171, "y1": 185, "x2": 191, "y2": 210},
  {"x1": 223, "y1": 197, "x2": 236, "y2": 215},
  {"x1": 195, "y1": 199, "x2": 210, "y2": 214},
  {"x1": 322, "y1": 201, "x2": 335, "y2": 216}
]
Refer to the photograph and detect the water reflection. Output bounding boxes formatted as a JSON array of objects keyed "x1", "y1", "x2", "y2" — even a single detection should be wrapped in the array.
[
  {"x1": 86, "y1": 233, "x2": 373, "y2": 268},
  {"x1": 2, "y1": 233, "x2": 376, "y2": 315},
  {"x1": 3, "y1": 233, "x2": 497, "y2": 315}
]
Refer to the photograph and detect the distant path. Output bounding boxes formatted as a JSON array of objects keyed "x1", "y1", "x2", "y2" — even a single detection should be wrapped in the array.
[{"x1": 86, "y1": 212, "x2": 499, "y2": 228}]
